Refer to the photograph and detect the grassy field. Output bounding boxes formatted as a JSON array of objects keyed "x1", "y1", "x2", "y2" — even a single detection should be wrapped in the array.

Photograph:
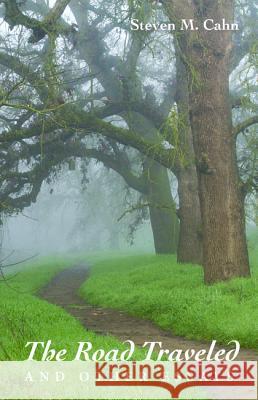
[
  {"x1": 0, "y1": 255, "x2": 144, "y2": 361},
  {"x1": 80, "y1": 231, "x2": 258, "y2": 349}
]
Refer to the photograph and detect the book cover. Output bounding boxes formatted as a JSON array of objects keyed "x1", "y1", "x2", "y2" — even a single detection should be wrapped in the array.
[{"x1": 0, "y1": 0, "x2": 257, "y2": 399}]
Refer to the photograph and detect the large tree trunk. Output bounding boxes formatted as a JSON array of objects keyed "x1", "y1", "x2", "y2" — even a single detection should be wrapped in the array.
[
  {"x1": 177, "y1": 167, "x2": 202, "y2": 264},
  {"x1": 176, "y1": 52, "x2": 203, "y2": 264},
  {"x1": 128, "y1": 114, "x2": 179, "y2": 254},
  {"x1": 145, "y1": 161, "x2": 179, "y2": 254},
  {"x1": 173, "y1": 1, "x2": 250, "y2": 283}
]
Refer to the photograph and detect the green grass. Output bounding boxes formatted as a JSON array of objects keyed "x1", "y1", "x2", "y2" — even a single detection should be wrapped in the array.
[
  {"x1": 80, "y1": 233, "x2": 258, "y2": 349},
  {"x1": 0, "y1": 255, "x2": 144, "y2": 361},
  {"x1": 0, "y1": 254, "x2": 211, "y2": 400}
]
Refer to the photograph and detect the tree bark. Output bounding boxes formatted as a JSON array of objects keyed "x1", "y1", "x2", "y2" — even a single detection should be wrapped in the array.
[
  {"x1": 175, "y1": 53, "x2": 203, "y2": 264},
  {"x1": 176, "y1": 1, "x2": 250, "y2": 283},
  {"x1": 177, "y1": 167, "x2": 202, "y2": 264},
  {"x1": 128, "y1": 113, "x2": 179, "y2": 254},
  {"x1": 146, "y1": 161, "x2": 179, "y2": 254}
]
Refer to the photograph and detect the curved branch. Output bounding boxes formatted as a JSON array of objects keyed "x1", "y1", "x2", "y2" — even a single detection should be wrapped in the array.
[
  {"x1": 0, "y1": 106, "x2": 174, "y2": 169},
  {"x1": 0, "y1": 138, "x2": 149, "y2": 212},
  {"x1": 233, "y1": 115, "x2": 258, "y2": 137},
  {"x1": 71, "y1": 146, "x2": 148, "y2": 194},
  {"x1": 1, "y1": 0, "x2": 72, "y2": 43}
]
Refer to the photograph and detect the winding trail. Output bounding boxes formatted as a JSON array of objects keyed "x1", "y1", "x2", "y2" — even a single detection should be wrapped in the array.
[{"x1": 39, "y1": 264, "x2": 258, "y2": 361}]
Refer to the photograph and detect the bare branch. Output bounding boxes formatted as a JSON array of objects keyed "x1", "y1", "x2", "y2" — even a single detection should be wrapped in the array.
[
  {"x1": 233, "y1": 115, "x2": 258, "y2": 137},
  {"x1": 1, "y1": 0, "x2": 72, "y2": 43}
]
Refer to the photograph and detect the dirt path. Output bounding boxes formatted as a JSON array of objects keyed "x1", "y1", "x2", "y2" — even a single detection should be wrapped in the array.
[{"x1": 39, "y1": 264, "x2": 258, "y2": 361}]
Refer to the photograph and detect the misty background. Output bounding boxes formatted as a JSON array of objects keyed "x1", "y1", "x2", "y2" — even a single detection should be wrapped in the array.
[{"x1": 0, "y1": 0, "x2": 256, "y2": 267}]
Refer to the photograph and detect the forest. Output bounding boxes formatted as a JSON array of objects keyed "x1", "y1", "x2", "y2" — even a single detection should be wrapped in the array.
[{"x1": 0, "y1": 0, "x2": 257, "y2": 398}]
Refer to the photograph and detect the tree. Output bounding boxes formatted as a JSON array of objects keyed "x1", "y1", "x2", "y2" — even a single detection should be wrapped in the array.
[
  {"x1": 0, "y1": 0, "x2": 182, "y2": 255},
  {"x1": 0, "y1": 0, "x2": 257, "y2": 282},
  {"x1": 7, "y1": 0, "x2": 198, "y2": 261},
  {"x1": 163, "y1": 0, "x2": 257, "y2": 282},
  {"x1": 175, "y1": 55, "x2": 203, "y2": 264},
  {"x1": 68, "y1": 0, "x2": 180, "y2": 253}
]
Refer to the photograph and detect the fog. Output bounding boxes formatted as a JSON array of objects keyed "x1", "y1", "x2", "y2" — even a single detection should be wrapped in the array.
[
  {"x1": 0, "y1": 0, "x2": 257, "y2": 269},
  {"x1": 1, "y1": 161, "x2": 155, "y2": 262}
]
